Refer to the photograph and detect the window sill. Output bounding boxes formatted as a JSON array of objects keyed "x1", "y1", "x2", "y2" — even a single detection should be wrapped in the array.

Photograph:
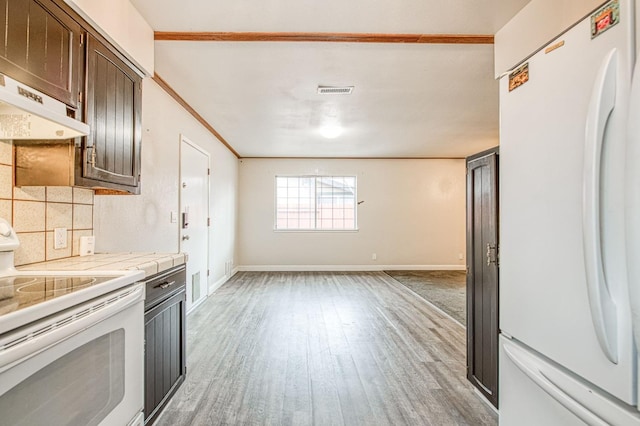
[{"x1": 273, "y1": 229, "x2": 359, "y2": 233}]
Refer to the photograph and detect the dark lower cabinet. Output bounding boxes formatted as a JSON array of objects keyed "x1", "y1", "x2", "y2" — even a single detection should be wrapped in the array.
[
  {"x1": 144, "y1": 266, "x2": 187, "y2": 425},
  {"x1": 466, "y1": 147, "x2": 499, "y2": 408}
]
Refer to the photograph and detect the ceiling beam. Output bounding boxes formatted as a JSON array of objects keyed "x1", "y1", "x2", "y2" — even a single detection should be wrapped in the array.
[
  {"x1": 154, "y1": 32, "x2": 494, "y2": 44},
  {"x1": 152, "y1": 73, "x2": 241, "y2": 158}
]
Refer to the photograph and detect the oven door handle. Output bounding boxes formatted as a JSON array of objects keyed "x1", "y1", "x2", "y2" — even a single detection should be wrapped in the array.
[{"x1": 0, "y1": 284, "x2": 144, "y2": 373}]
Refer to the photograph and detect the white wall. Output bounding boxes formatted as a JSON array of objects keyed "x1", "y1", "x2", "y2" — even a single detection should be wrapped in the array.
[
  {"x1": 63, "y1": 0, "x2": 154, "y2": 75},
  {"x1": 495, "y1": 0, "x2": 604, "y2": 76},
  {"x1": 238, "y1": 158, "x2": 466, "y2": 270},
  {"x1": 94, "y1": 78, "x2": 239, "y2": 289}
]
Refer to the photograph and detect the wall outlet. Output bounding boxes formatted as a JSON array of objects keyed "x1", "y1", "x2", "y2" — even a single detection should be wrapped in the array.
[
  {"x1": 54, "y1": 228, "x2": 67, "y2": 249},
  {"x1": 458, "y1": 253, "x2": 464, "y2": 260},
  {"x1": 372, "y1": 253, "x2": 377, "y2": 261}
]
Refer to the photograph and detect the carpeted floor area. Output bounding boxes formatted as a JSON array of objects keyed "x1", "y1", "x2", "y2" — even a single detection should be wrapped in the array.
[{"x1": 384, "y1": 270, "x2": 466, "y2": 325}]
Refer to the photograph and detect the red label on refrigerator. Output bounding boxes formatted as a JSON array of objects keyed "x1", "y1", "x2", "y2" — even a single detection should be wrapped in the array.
[
  {"x1": 591, "y1": 0, "x2": 620, "y2": 39},
  {"x1": 509, "y1": 63, "x2": 529, "y2": 92}
]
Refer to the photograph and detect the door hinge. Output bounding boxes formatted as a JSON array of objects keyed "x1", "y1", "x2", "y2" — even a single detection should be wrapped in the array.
[
  {"x1": 79, "y1": 33, "x2": 84, "y2": 45},
  {"x1": 78, "y1": 91, "x2": 82, "y2": 103},
  {"x1": 88, "y1": 147, "x2": 96, "y2": 167},
  {"x1": 207, "y1": 269, "x2": 210, "y2": 277},
  {"x1": 207, "y1": 217, "x2": 210, "y2": 226},
  {"x1": 207, "y1": 168, "x2": 210, "y2": 175},
  {"x1": 486, "y1": 243, "x2": 498, "y2": 266}
]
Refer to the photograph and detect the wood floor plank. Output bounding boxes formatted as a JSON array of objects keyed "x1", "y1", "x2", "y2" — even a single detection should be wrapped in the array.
[{"x1": 154, "y1": 271, "x2": 497, "y2": 426}]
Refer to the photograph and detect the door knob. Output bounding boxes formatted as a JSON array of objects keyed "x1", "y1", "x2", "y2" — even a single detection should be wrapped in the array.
[{"x1": 182, "y1": 235, "x2": 190, "y2": 241}]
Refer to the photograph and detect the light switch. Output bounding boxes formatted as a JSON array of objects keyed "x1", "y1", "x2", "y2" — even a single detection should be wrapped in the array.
[{"x1": 171, "y1": 211, "x2": 178, "y2": 223}]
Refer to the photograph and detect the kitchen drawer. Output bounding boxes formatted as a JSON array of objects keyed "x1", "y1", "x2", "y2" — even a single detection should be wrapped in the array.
[{"x1": 145, "y1": 266, "x2": 186, "y2": 310}]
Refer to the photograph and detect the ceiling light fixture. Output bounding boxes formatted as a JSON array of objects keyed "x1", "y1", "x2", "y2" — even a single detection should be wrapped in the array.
[{"x1": 317, "y1": 86, "x2": 354, "y2": 95}]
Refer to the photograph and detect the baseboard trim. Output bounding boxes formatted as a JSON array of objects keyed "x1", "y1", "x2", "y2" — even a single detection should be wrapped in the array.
[
  {"x1": 238, "y1": 264, "x2": 465, "y2": 272},
  {"x1": 208, "y1": 268, "x2": 240, "y2": 294},
  {"x1": 208, "y1": 275, "x2": 227, "y2": 295},
  {"x1": 186, "y1": 294, "x2": 207, "y2": 315},
  {"x1": 473, "y1": 388, "x2": 499, "y2": 414}
]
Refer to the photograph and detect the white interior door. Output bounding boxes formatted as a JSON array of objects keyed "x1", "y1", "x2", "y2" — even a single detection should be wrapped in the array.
[{"x1": 180, "y1": 136, "x2": 209, "y2": 312}]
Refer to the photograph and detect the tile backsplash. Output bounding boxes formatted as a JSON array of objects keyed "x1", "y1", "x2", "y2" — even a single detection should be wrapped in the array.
[{"x1": 0, "y1": 140, "x2": 94, "y2": 266}]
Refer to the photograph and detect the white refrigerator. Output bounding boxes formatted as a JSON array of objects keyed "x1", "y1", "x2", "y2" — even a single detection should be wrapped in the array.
[{"x1": 499, "y1": 0, "x2": 640, "y2": 424}]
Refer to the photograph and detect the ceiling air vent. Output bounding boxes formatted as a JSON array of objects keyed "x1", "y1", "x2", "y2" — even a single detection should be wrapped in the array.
[{"x1": 317, "y1": 86, "x2": 354, "y2": 95}]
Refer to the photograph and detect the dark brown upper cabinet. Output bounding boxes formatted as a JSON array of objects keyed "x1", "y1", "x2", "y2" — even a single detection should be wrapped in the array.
[
  {"x1": 79, "y1": 33, "x2": 142, "y2": 194},
  {"x1": 0, "y1": 0, "x2": 83, "y2": 108},
  {"x1": 1, "y1": 0, "x2": 144, "y2": 194}
]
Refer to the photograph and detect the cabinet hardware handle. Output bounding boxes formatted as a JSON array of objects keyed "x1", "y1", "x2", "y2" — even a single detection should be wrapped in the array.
[{"x1": 158, "y1": 281, "x2": 176, "y2": 289}]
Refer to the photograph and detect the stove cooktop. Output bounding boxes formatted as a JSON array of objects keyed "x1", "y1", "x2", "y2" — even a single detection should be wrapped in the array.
[
  {"x1": 0, "y1": 275, "x2": 118, "y2": 316},
  {"x1": 0, "y1": 219, "x2": 145, "y2": 335}
]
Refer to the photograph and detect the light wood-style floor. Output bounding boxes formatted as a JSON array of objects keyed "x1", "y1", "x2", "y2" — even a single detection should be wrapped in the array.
[{"x1": 156, "y1": 271, "x2": 497, "y2": 426}]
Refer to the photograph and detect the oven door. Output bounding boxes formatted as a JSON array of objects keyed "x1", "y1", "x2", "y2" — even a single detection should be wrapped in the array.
[{"x1": 0, "y1": 283, "x2": 144, "y2": 426}]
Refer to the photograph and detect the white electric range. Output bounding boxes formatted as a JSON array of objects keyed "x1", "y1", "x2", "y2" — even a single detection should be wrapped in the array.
[{"x1": 0, "y1": 218, "x2": 145, "y2": 426}]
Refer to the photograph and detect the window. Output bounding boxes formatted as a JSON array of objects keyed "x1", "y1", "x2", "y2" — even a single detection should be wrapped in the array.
[{"x1": 275, "y1": 176, "x2": 357, "y2": 230}]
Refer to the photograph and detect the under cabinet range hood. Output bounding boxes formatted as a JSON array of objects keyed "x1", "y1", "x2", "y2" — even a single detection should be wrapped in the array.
[{"x1": 0, "y1": 73, "x2": 89, "y2": 140}]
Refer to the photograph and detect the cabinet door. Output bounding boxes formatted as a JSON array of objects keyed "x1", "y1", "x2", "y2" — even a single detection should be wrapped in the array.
[
  {"x1": 466, "y1": 147, "x2": 499, "y2": 408},
  {"x1": 84, "y1": 34, "x2": 141, "y2": 192},
  {"x1": 0, "y1": 0, "x2": 82, "y2": 107},
  {"x1": 144, "y1": 290, "x2": 187, "y2": 424}
]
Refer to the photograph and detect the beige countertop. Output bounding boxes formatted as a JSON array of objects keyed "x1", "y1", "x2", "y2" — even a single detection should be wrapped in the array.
[{"x1": 17, "y1": 252, "x2": 187, "y2": 278}]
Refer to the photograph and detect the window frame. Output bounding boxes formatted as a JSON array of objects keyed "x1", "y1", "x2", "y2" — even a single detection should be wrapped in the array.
[{"x1": 273, "y1": 175, "x2": 359, "y2": 232}]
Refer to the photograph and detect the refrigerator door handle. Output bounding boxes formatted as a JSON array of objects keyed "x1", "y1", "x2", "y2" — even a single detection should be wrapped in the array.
[
  {"x1": 583, "y1": 48, "x2": 619, "y2": 364},
  {"x1": 626, "y1": 56, "x2": 640, "y2": 356},
  {"x1": 503, "y1": 341, "x2": 639, "y2": 426}
]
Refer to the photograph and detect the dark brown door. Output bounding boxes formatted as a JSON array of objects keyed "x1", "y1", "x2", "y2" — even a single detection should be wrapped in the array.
[
  {"x1": 466, "y1": 147, "x2": 499, "y2": 408},
  {"x1": 0, "y1": 0, "x2": 83, "y2": 107},
  {"x1": 83, "y1": 33, "x2": 141, "y2": 192}
]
